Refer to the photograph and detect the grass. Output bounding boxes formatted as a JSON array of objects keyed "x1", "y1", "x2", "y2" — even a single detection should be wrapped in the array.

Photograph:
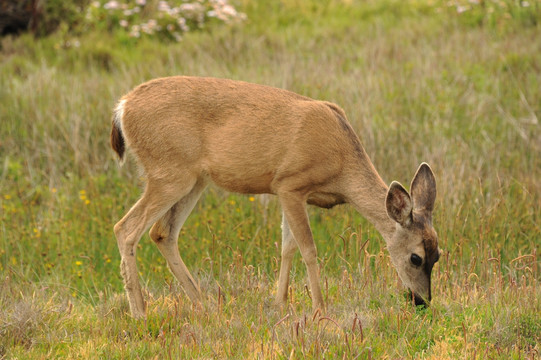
[{"x1": 1, "y1": 0, "x2": 540, "y2": 358}]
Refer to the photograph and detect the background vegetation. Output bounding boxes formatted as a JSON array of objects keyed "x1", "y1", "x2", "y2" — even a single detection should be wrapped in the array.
[{"x1": 1, "y1": 0, "x2": 539, "y2": 358}]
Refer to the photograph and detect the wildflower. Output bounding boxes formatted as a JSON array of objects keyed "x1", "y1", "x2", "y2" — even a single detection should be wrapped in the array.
[
  {"x1": 177, "y1": 17, "x2": 189, "y2": 32},
  {"x1": 120, "y1": 19, "x2": 128, "y2": 27},
  {"x1": 104, "y1": 1, "x2": 121, "y2": 10},
  {"x1": 79, "y1": 190, "x2": 89, "y2": 203},
  {"x1": 456, "y1": 5, "x2": 469, "y2": 13},
  {"x1": 130, "y1": 24, "x2": 141, "y2": 38},
  {"x1": 75, "y1": 261, "x2": 82, "y2": 266},
  {"x1": 158, "y1": 1, "x2": 170, "y2": 12},
  {"x1": 3, "y1": 194, "x2": 11, "y2": 200},
  {"x1": 249, "y1": 196, "x2": 255, "y2": 202},
  {"x1": 136, "y1": 0, "x2": 146, "y2": 6}
]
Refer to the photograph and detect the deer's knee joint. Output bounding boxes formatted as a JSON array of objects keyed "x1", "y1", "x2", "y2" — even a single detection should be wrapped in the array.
[
  {"x1": 113, "y1": 221, "x2": 124, "y2": 239},
  {"x1": 149, "y1": 223, "x2": 169, "y2": 244}
]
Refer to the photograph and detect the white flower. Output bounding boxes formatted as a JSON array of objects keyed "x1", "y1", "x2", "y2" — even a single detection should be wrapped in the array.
[
  {"x1": 456, "y1": 5, "x2": 469, "y2": 14},
  {"x1": 119, "y1": 19, "x2": 128, "y2": 27},
  {"x1": 136, "y1": 0, "x2": 146, "y2": 6},
  {"x1": 177, "y1": 17, "x2": 189, "y2": 32},
  {"x1": 129, "y1": 28, "x2": 140, "y2": 38},
  {"x1": 158, "y1": 1, "x2": 170, "y2": 12},
  {"x1": 221, "y1": 5, "x2": 237, "y2": 17},
  {"x1": 104, "y1": 1, "x2": 120, "y2": 10},
  {"x1": 180, "y1": 3, "x2": 205, "y2": 16}
]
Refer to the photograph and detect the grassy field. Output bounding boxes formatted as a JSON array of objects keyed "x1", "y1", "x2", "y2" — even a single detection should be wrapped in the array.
[{"x1": 1, "y1": 0, "x2": 540, "y2": 358}]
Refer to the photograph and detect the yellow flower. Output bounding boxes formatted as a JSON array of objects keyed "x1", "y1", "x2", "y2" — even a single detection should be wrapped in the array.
[
  {"x1": 75, "y1": 261, "x2": 82, "y2": 266},
  {"x1": 3, "y1": 194, "x2": 11, "y2": 200},
  {"x1": 249, "y1": 196, "x2": 255, "y2": 202}
]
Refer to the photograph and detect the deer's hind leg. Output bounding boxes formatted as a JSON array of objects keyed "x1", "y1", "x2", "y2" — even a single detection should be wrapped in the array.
[
  {"x1": 114, "y1": 176, "x2": 197, "y2": 318},
  {"x1": 149, "y1": 178, "x2": 207, "y2": 305},
  {"x1": 275, "y1": 212, "x2": 298, "y2": 308}
]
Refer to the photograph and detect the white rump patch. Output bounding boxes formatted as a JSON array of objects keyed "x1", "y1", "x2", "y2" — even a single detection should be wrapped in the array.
[{"x1": 113, "y1": 98, "x2": 127, "y2": 129}]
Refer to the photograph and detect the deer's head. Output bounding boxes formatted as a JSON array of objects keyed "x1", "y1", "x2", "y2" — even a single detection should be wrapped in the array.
[{"x1": 385, "y1": 163, "x2": 439, "y2": 306}]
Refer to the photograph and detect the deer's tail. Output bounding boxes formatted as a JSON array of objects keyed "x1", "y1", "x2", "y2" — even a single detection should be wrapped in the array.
[{"x1": 110, "y1": 99, "x2": 126, "y2": 165}]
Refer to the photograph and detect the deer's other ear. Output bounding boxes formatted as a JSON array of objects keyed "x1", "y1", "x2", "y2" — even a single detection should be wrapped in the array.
[
  {"x1": 410, "y1": 163, "x2": 436, "y2": 214},
  {"x1": 386, "y1": 181, "x2": 413, "y2": 227}
]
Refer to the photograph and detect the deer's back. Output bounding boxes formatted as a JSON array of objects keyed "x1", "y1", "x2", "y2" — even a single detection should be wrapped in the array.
[{"x1": 120, "y1": 76, "x2": 359, "y2": 194}]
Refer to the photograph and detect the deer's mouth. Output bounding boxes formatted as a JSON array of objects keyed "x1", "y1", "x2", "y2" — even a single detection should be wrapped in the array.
[{"x1": 409, "y1": 290, "x2": 429, "y2": 307}]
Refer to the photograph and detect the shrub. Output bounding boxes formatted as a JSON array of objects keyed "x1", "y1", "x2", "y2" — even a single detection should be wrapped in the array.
[
  {"x1": 0, "y1": 0, "x2": 246, "y2": 41},
  {"x1": 84, "y1": 0, "x2": 246, "y2": 42},
  {"x1": 445, "y1": 0, "x2": 539, "y2": 30}
]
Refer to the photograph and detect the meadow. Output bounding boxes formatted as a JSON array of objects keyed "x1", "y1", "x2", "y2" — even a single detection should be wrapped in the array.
[{"x1": 0, "y1": 0, "x2": 540, "y2": 358}]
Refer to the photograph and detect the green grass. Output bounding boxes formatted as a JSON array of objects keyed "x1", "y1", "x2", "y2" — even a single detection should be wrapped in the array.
[{"x1": 1, "y1": 0, "x2": 540, "y2": 358}]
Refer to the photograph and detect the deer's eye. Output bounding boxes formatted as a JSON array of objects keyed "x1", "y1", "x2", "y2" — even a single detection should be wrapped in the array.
[{"x1": 411, "y1": 253, "x2": 422, "y2": 267}]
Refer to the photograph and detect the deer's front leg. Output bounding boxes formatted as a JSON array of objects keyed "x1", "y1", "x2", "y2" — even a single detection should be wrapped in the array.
[{"x1": 279, "y1": 193, "x2": 325, "y2": 313}]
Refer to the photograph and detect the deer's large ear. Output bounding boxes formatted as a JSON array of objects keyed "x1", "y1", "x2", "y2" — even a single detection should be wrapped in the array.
[
  {"x1": 410, "y1": 163, "x2": 436, "y2": 214},
  {"x1": 386, "y1": 181, "x2": 413, "y2": 227}
]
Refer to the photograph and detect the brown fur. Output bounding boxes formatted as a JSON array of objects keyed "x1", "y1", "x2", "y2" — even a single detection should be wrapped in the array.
[{"x1": 110, "y1": 76, "x2": 439, "y2": 317}]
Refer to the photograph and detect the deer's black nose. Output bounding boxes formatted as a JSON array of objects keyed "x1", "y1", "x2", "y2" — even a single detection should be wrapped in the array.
[{"x1": 410, "y1": 290, "x2": 429, "y2": 307}]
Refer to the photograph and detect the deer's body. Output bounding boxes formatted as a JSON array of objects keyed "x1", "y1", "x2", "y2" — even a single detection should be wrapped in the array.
[{"x1": 111, "y1": 76, "x2": 439, "y2": 318}]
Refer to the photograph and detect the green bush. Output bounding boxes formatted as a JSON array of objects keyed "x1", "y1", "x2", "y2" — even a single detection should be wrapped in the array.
[
  {"x1": 34, "y1": 0, "x2": 89, "y2": 36},
  {"x1": 445, "y1": 0, "x2": 540, "y2": 31},
  {"x1": 2, "y1": 0, "x2": 246, "y2": 40}
]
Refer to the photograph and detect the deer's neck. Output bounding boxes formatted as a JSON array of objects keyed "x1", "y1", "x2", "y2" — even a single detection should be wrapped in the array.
[{"x1": 347, "y1": 162, "x2": 396, "y2": 243}]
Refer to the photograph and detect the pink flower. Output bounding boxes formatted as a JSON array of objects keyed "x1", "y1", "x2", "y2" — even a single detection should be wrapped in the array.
[{"x1": 104, "y1": 1, "x2": 120, "y2": 10}]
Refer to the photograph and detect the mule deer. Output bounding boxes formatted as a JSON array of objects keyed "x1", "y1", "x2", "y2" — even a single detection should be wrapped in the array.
[{"x1": 110, "y1": 76, "x2": 439, "y2": 318}]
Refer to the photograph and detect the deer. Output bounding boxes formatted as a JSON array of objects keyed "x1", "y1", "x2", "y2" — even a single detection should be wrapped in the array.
[{"x1": 110, "y1": 76, "x2": 440, "y2": 318}]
